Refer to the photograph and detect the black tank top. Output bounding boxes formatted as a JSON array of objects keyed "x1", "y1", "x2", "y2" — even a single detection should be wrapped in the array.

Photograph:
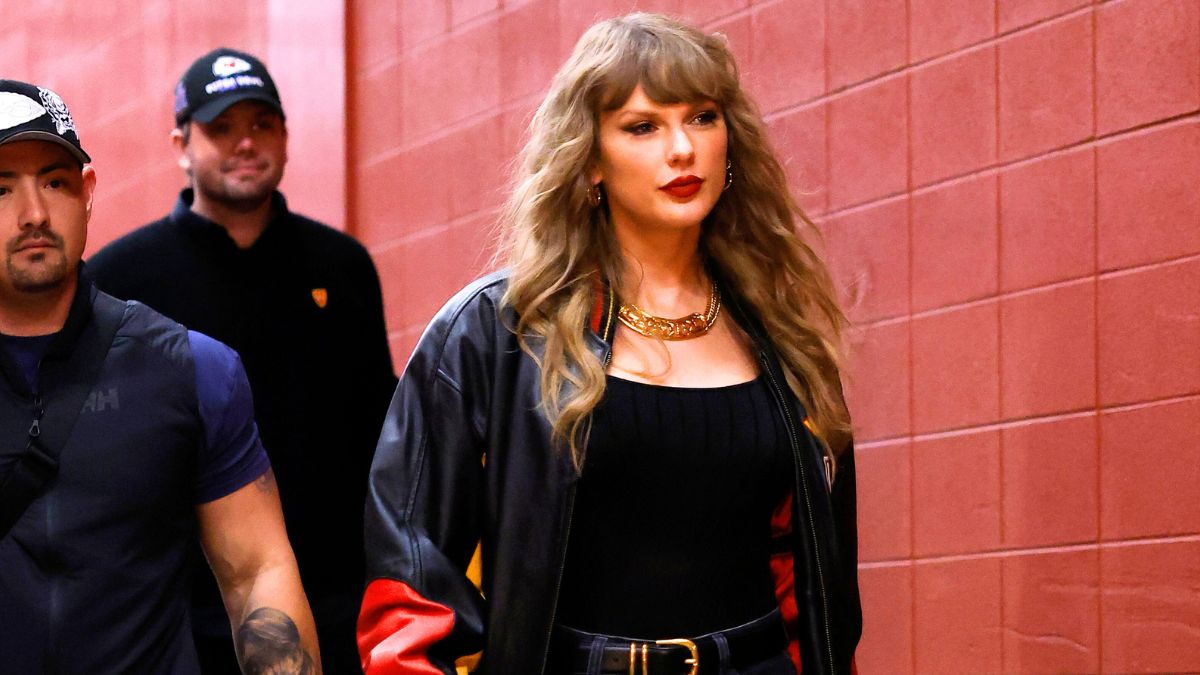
[{"x1": 556, "y1": 374, "x2": 793, "y2": 638}]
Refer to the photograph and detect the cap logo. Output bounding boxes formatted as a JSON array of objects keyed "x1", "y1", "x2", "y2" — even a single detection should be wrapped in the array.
[
  {"x1": 37, "y1": 87, "x2": 76, "y2": 136},
  {"x1": 204, "y1": 74, "x2": 266, "y2": 95},
  {"x1": 0, "y1": 92, "x2": 47, "y2": 131},
  {"x1": 212, "y1": 56, "x2": 253, "y2": 78}
]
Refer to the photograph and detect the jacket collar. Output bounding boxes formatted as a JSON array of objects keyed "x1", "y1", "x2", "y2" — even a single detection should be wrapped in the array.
[
  {"x1": 0, "y1": 268, "x2": 95, "y2": 396},
  {"x1": 587, "y1": 277, "x2": 618, "y2": 345},
  {"x1": 44, "y1": 267, "x2": 96, "y2": 361},
  {"x1": 169, "y1": 188, "x2": 290, "y2": 243}
]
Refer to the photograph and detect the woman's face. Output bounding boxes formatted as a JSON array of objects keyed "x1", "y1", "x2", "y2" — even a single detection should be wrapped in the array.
[{"x1": 592, "y1": 83, "x2": 728, "y2": 237}]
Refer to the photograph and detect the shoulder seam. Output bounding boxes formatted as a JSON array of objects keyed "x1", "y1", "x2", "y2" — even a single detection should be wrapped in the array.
[{"x1": 425, "y1": 274, "x2": 507, "y2": 383}]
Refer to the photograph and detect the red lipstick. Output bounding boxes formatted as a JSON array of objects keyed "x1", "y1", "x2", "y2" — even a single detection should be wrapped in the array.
[{"x1": 660, "y1": 175, "x2": 703, "y2": 199}]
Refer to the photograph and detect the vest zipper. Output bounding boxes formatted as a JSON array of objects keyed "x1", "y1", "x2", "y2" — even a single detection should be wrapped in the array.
[
  {"x1": 758, "y1": 351, "x2": 836, "y2": 674},
  {"x1": 31, "y1": 371, "x2": 58, "y2": 673}
]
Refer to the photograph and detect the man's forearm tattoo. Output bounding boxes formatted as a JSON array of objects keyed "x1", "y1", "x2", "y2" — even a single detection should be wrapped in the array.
[{"x1": 235, "y1": 607, "x2": 316, "y2": 674}]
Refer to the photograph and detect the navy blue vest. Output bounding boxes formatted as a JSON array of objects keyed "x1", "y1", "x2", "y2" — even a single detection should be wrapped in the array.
[{"x1": 0, "y1": 285, "x2": 205, "y2": 673}]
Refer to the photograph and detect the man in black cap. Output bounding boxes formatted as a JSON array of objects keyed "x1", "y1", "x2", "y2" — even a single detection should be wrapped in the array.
[
  {"x1": 89, "y1": 48, "x2": 396, "y2": 674},
  {"x1": 0, "y1": 79, "x2": 320, "y2": 673}
]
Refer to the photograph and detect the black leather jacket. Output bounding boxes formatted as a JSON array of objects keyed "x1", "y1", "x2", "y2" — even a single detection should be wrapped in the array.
[{"x1": 358, "y1": 270, "x2": 861, "y2": 674}]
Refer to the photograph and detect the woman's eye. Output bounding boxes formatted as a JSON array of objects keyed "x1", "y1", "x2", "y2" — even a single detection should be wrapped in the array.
[
  {"x1": 625, "y1": 122, "x2": 656, "y2": 135},
  {"x1": 693, "y1": 110, "x2": 719, "y2": 125}
]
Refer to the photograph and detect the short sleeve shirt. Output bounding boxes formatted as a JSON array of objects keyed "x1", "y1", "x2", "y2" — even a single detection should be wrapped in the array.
[{"x1": 0, "y1": 330, "x2": 270, "y2": 502}]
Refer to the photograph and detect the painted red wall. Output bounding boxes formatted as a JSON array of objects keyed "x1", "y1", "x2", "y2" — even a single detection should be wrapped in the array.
[{"x1": 6, "y1": 0, "x2": 1197, "y2": 671}]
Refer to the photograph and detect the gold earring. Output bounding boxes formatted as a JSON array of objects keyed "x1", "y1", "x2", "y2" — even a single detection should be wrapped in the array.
[
  {"x1": 724, "y1": 159, "x2": 733, "y2": 191},
  {"x1": 588, "y1": 183, "x2": 603, "y2": 208}
]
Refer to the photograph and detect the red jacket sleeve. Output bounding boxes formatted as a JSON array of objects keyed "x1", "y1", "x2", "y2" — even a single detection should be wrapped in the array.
[
  {"x1": 357, "y1": 295, "x2": 492, "y2": 674},
  {"x1": 358, "y1": 580, "x2": 456, "y2": 675}
]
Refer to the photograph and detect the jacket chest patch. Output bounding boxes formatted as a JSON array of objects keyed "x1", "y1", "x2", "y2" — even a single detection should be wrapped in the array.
[
  {"x1": 81, "y1": 387, "x2": 120, "y2": 413},
  {"x1": 311, "y1": 288, "x2": 328, "y2": 309}
]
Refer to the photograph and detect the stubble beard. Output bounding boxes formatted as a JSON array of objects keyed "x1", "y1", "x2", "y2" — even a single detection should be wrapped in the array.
[
  {"x1": 5, "y1": 234, "x2": 69, "y2": 294},
  {"x1": 196, "y1": 161, "x2": 282, "y2": 214}
]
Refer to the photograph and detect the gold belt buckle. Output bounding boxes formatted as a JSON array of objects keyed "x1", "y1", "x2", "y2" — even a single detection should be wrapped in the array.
[{"x1": 655, "y1": 638, "x2": 699, "y2": 675}]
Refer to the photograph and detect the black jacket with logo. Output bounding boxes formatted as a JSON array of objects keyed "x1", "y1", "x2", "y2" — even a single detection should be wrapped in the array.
[
  {"x1": 357, "y1": 270, "x2": 861, "y2": 674},
  {"x1": 89, "y1": 190, "x2": 397, "y2": 623}
]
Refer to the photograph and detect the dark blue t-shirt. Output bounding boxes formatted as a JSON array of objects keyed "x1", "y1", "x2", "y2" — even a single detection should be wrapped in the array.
[
  {"x1": 0, "y1": 333, "x2": 54, "y2": 391},
  {"x1": 0, "y1": 329, "x2": 269, "y2": 504}
]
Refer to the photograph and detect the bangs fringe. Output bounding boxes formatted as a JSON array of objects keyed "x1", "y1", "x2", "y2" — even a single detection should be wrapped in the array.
[{"x1": 592, "y1": 15, "x2": 733, "y2": 111}]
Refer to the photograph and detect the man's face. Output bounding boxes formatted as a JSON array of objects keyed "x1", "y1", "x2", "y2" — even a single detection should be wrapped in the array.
[
  {"x1": 0, "y1": 141, "x2": 95, "y2": 301},
  {"x1": 177, "y1": 100, "x2": 287, "y2": 211}
]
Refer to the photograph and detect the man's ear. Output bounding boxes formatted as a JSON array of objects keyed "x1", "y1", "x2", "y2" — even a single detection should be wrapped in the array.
[
  {"x1": 170, "y1": 126, "x2": 190, "y2": 173},
  {"x1": 81, "y1": 165, "x2": 97, "y2": 224}
]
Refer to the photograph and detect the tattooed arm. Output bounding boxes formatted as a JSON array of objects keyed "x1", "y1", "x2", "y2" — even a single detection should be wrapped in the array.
[{"x1": 198, "y1": 470, "x2": 322, "y2": 674}]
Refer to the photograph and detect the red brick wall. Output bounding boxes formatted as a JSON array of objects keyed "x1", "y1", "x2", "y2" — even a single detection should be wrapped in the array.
[{"x1": 351, "y1": 1, "x2": 1200, "y2": 672}]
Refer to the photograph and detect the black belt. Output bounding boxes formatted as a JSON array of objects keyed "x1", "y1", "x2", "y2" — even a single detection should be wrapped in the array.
[{"x1": 551, "y1": 610, "x2": 789, "y2": 675}]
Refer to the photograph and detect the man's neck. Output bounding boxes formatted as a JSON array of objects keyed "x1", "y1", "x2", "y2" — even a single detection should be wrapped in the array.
[
  {"x1": 190, "y1": 192, "x2": 274, "y2": 249},
  {"x1": 0, "y1": 276, "x2": 76, "y2": 337}
]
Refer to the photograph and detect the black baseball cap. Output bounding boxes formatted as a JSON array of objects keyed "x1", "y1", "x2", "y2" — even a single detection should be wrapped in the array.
[
  {"x1": 173, "y1": 48, "x2": 284, "y2": 126},
  {"x1": 0, "y1": 80, "x2": 90, "y2": 164}
]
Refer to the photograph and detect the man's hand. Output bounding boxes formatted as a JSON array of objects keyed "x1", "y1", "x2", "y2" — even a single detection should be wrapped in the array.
[{"x1": 198, "y1": 469, "x2": 322, "y2": 674}]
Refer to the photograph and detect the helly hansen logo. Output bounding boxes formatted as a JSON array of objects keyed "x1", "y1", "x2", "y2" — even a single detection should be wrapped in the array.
[{"x1": 81, "y1": 387, "x2": 119, "y2": 413}]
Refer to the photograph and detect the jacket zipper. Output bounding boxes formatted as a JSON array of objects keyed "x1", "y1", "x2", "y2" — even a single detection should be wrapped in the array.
[
  {"x1": 31, "y1": 365, "x2": 58, "y2": 674},
  {"x1": 758, "y1": 351, "x2": 836, "y2": 674},
  {"x1": 540, "y1": 289, "x2": 615, "y2": 674},
  {"x1": 538, "y1": 483, "x2": 577, "y2": 675}
]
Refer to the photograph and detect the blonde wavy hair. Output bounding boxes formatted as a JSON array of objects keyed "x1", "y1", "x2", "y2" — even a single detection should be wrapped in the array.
[{"x1": 500, "y1": 12, "x2": 851, "y2": 467}]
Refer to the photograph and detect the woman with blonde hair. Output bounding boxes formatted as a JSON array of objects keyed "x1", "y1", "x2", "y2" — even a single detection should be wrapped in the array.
[{"x1": 358, "y1": 12, "x2": 861, "y2": 675}]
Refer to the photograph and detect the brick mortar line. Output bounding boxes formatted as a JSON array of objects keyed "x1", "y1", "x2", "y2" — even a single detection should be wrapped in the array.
[
  {"x1": 1098, "y1": 392, "x2": 1200, "y2": 415},
  {"x1": 841, "y1": 250, "x2": 1200, "y2": 331},
  {"x1": 904, "y1": 0, "x2": 917, "y2": 667},
  {"x1": 760, "y1": 2, "x2": 1099, "y2": 123},
  {"x1": 1090, "y1": 7, "x2": 1104, "y2": 648},
  {"x1": 858, "y1": 532, "x2": 1200, "y2": 569},
  {"x1": 390, "y1": 324, "x2": 424, "y2": 336},
  {"x1": 699, "y1": 0, "x2": 765, "y2": 32},
  {"x1": 853, "y1": 391, "x2": 1200, "y2": 447},
  {"x1": 365, "y1": 207, "x2": 502, "y2": 256},
  {"x1": 358, "y1": 91, "x2": 543, "y2": 170},
  {"x1": 103, "y1": 166, "x2": 178, "y2": 195},
  {"x1": 1097, "y1": 251, "x2": 1200, "y2": 280},
  {"x1": 993, "y1": 25, "x2": 1007, "y2": 645},
  {"x1": 814, "y1": 109, "x2": 1200, "y2": 219}
]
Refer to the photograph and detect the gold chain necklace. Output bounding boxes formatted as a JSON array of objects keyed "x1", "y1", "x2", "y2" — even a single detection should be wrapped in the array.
[{"x1": 617, "y1": 281, "x2": 722, "y2": 340}]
